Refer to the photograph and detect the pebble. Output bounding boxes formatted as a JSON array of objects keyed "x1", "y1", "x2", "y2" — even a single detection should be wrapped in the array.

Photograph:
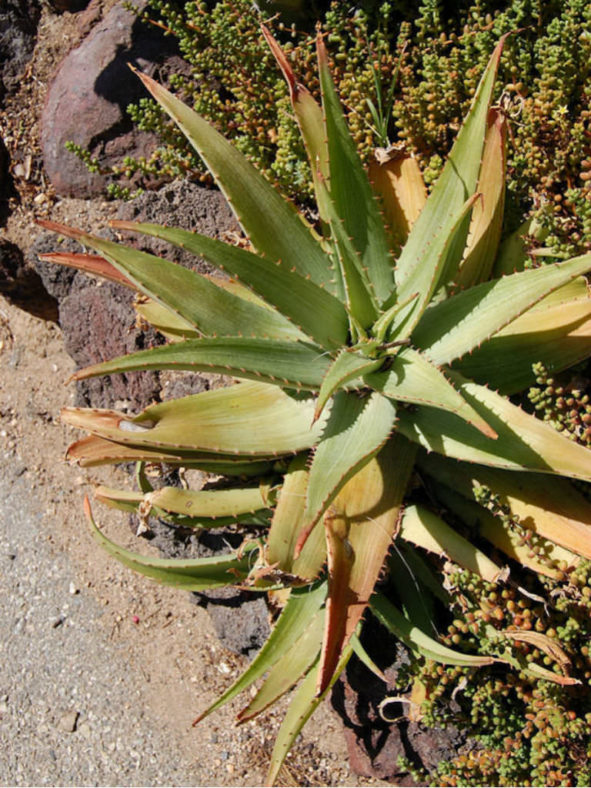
[{"x1": 57, "y1": 710, "x2": 79, "y2": 733}]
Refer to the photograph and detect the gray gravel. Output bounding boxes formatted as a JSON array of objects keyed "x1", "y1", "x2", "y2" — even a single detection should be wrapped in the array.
[{"x1": 0, "y1": 461, "x2": 201, "y2": 787}]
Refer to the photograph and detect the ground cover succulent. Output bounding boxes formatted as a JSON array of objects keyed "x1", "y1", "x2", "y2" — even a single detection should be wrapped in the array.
[{"x1": 42, "y1": 29, "x2": 591, "y2": 784}]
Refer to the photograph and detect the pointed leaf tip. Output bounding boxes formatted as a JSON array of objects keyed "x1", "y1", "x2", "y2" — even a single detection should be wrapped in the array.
[
  {"x1": 261, "y1": 25, "x2": 297, "y2": 97},
  {"x1": 37, "y1": 218, "x2": 85, "y2": 241}
]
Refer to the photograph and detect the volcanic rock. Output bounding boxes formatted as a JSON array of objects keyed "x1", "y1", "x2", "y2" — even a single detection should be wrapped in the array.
[{"x1": 41, "y1": 1, "x2": 179, "y2": 197}]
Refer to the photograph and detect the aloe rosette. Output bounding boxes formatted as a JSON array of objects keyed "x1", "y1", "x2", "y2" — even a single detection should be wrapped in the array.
[{"x1": 42, "y1": 30, "x2": 591, "y2": 784}]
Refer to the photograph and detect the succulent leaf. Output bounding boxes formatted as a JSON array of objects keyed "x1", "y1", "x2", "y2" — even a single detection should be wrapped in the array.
[
  {"x1": 316, "y1": 34, "x2": 394, "y2": 304},
  {"x1": 318, "y1": 180, "x2": 380, "y2": 331},
  {"x1": 367, "y1": 148, "x2": 427, "y2": 252},
  {"x1": 400, "y1": 504, "x2": 506, "y2": 584},
  {"x1": 237, "y1": 607, "x2": 324, "y2": 723},
  {"x1": 434, "y1": 484, "x2": 577, "y2": 580},
  {"x1": 63, "y1": 382, "x2": 327, "y2": 457},
  {"x1": 37, "y1": 249, "x2": 134, "y2": 288},
  {"x1": 350, "y1": 632, "x2": 387, "y2": 683},
  {"x1": 66, "y1": 435, "x2": 273, "y2": 475},
  {"x1": 419, "y1": 453, "x2": 591, "y2": 560},
  {"x1": 85, "y1": 497, "x2": 255, "y2": 589},
  {"x1": 314, "y1": 348, "x2": 383, "y2": 421},
  {"x1": 266, "y1": 644, "x2": 353, "y2": 787},
  {"x1": 71, "y1": 337, "x2": 329, "y2": 392},
  {"x1": 133, "y1": 68, "x2": 336, "y2": 292},
  {"x1": 261, "y1": 26, "x2": 332, "y2": 232},
  {"x1": 301, "y1": 392, "x2": 397, "y2": 547},
  {"x1": 93, "y1": 484, "x2": 269, "y2": 529},
  {"x1": 111, "y1": 220, "x2": 348, "y2": 350},
  {"x1": 414, "y1": 254, "x2": 591, "y2": 366},
  {"x1": 398, "y1": 373, "x2": 591, "y2": 481},
  {"x1": 42, "y1": 222, "x2": 302, "y2": 342},
  {"x1": 148, "y1": 485, "x2": 268, "y2": 519},
  {"x1": 194, "y1": 582, "x2": 326, "y2": 725},
  {"x1": 393, "y1": 39, "x2": 505, "y2": 324},
  {"x1": 452, "y1": 278, "x2": 591, "y2": 393},
  {"x1": 366, "y1": 347, "x2": 496, "y2": 437},
  {"x1": 134, "y1": 298, "x2": 200, "y2": 342},
  {"x1": 265, "y1": 454, "x2": 327, "y2": 581},
  {"x1": 455, "y1": 108, "x2": 507, "y2": 288},
  {"x1": 318, "y1": 435, "x2": 414, "y2": 693},
  {"x1": 370, "y1": 593, "x2": 497, "y2": 667}
]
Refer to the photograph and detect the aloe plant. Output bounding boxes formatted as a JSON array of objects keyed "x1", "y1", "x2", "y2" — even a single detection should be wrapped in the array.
[{"x1": 41, "y1": 29, "x2": 591, "y2": 784}]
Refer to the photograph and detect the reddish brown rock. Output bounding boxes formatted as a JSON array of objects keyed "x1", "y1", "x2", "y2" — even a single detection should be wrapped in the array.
[
  {"x1": 40, "y1": 1, "x2": 178, "y2": 197},
  {"x1": 333, "y1": 621, "x2": 464, "y2": 784},
  {"x1": 59, "y1": 279, "x2": 161, "y2": 410}
]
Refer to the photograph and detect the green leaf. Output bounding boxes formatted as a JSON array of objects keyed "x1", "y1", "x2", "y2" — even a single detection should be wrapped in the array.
[
  {"x1": 71, "y1": 337, "x2": 329, "y2": 392},
  {"x1": 316, "y1": 35, "x2": 394, "y2": 304},
  {"x1": 237, "y1": 608, "x2": 325, "y2": 723},
  {"x1": 451, "y1": 278, "x2": 591, "y2": 394},
  {"x1": 314, "y1": 348, "x2": 382, "y2": 421},
  {"x1": 111, "y1": 220, "x2": 349, "y2": 350},
  {"x1": 350, "y1": 632, "x2": 387, "y2": 683},
  {"x1": 397, "y1": 373, "x2": 591, "y2": 481},
  {"x1": 63, "y1": 381, "x2": 327, "y2": 458},
  {"x1": 194, "y1": 582, "x2": 327, "y2": 724},
  {"x1": 93, "y1": 484, "x2": 269, "y2": 529},
  {"x1": 44, "y1": 222, "x2": 303, "y2": 342},
  {"x1": 319, "y1": 182, "x2": 379, "y2": 331},
  {"x1": 301, "y1": 392, "x2": 398, "y2": 544},
  {"x1": 262, "y1": 27, "x2": 332, "y2": 231},
  {"x1": 413, "y1": 254, "x2": 591, "y2": 366},
  {"x1": 85, "y1": 497, "x2": 255, "y2": 589},
  {"x1": 148, "y1": 485, "x2": 268, "y2": 519},
  {"x1": 370, "y1": 593, "x2": 496, "y2": 667},
  {"x1": 93, "y1": 486, "x2": 145, "y2": 513},
  {"x1": 455, "y1": 109, "x2": 507, "y2": 288},
  {"x1": 396, "y1": 542, "x2": 451, "y2": 604},
  {"x1": 67, "y1": 435, "x2": 274, "y2": 475},
  {"x1": 266, "y1": 645, "x2": 353, "y2": 787},
  {"x1": 388, "y1": 550, "x2": 438, "y2": 636},
  {"x1": 400, "y1": 504, "x2": 506, "y2": 583},
  {"x1": 392, "y1": 40, "x2": 505, "y2": 329},
  {"x1": 265, "y1": 454, "x2": 327, "y2": 581},
  {"x1": 133, "y1": 69, "x2": 336, "y2": 292},
  {"x1": 135, "y1": 298, "x2": 200, "y2": 342},
  {"x1": 366, "y1": 347, "x2": 496, "y2": 438},
  {"x1": 390, "y1": 194, "x2": 479, "y2": 339}
]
